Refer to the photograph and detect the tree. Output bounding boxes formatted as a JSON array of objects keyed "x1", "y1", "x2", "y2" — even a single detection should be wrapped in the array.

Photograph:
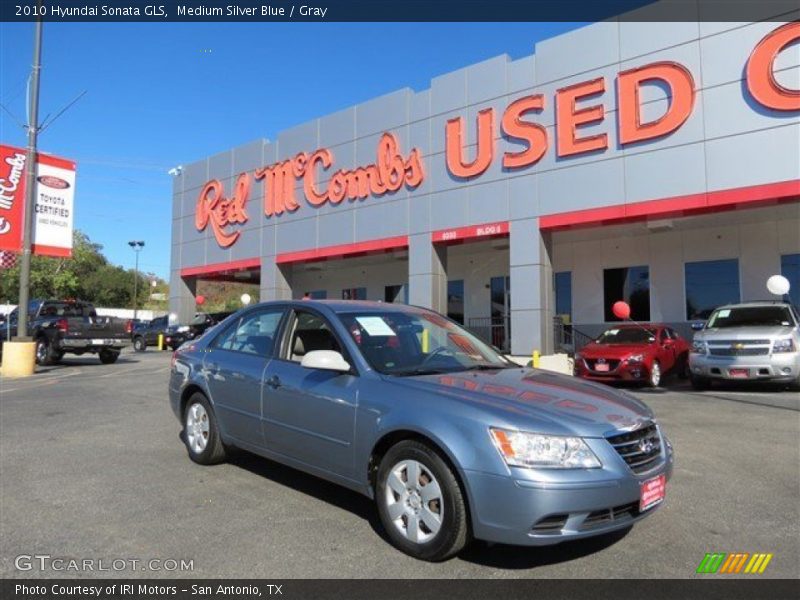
[{"x1": 0, "y1": 230, "x2": 166, "y2": 308}]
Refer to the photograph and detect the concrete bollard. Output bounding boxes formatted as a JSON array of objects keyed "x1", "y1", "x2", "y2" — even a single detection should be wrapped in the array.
[
  {"x1": 0, "y1": 340, "x2": 37, "y2": 377},
  {"x1": 532, "y1": 350, "x2": 541, "y2": 368},
  {"x1": 158, "y1": 333, "x2": 164, "y2": 351}
]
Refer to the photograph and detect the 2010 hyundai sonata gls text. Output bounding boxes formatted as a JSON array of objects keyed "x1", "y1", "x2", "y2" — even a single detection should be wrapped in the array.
[{"x1": 169, "y1": 300, "x2": 673, "y2": 561}]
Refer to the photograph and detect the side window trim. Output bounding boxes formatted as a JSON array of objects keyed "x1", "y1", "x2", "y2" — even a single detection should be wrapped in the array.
[{"x1": 208, "y1": 306, "x2": 288, "y2": 358}]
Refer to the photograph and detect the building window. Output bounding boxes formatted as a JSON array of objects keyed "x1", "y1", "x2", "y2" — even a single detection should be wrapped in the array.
[
  {"x1": 490, "y1": 276, "x2": 510, "y2": 318},
  {"x1": 781, "y1": 253, "x2": 800, "y2": 307},
  {"x1": 342, "y1": 287, "x2": 366, "y2": 300},
  {"x1": 384, "y1": 284, "x2": 406, "y2": 304},
  {"x1": 604, "y1": 266, "x2": 650, "y2": 322},
  {"x1": 305, "y1": 290, "x2": 327, "y2": 299},
  {"x1": 447, "y1": 280, "x2": 464, "y2": 324},
  {"x1": 554, "y1": 271, "x2": 572, "y2": 322},
  {"x1": 685, "y1": 259, "x2": 740, "y2": 320}
]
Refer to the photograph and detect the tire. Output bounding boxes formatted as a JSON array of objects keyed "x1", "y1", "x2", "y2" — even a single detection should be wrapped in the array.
[
  {"x1": 183, "y1": 393, "x2": 227, "y2": 465},
  {"x1": 648, "y1": 360, "x2": 662, "y2": 388},
  {"x1": 376, "y1": 440, "x2": 470, "y2": 561},
  {"x1": 98, "y1": 349, "x2": 120, "y2": 364},
  {"x1": 35, "y1": 337, "x2": 58, "y2": 366},
  {"x1": 690, "y1": 374, "x2": 711, "y2": 390},
  {"x1": 133, "y1": 336, "x2": 146, "y2": 353}
]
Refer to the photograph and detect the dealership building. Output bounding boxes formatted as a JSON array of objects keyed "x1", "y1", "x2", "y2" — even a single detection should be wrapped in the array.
[{"x1": 169, "y1": 16, "x2": 800, "y2": 355}]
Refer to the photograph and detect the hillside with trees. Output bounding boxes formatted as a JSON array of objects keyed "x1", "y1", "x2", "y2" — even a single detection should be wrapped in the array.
[{"x1": 0, "y1": 231, "x2": 167, "y2": 310}]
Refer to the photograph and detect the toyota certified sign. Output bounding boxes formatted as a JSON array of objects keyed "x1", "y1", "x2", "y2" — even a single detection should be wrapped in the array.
[{"x1": 0, "y1": 144, "x2": 76, "y2": 257}]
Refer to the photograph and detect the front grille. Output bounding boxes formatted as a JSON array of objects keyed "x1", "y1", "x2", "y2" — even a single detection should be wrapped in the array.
[
  {"x1": 709, "y1": 347, "x2": 770, "y2": 356},
  {"x1": 531, "y1": 514, "x2": 569, "y2": 534},
  {"x1": 581, "y1": 502, "x2": 640, "y2": 530},
  {"x1": 586, "y1": 359, "x2": 620, "y2": 372},
  {"x1": 606, "y1": 423, "x2": 662, "y2": 474},
  {"x1": 710, "y1": 339, "x2": 771, "y2": 345}
]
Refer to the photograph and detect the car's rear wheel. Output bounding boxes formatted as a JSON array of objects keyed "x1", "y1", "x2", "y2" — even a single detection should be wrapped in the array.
[
  {"x1": 98, "y1": 349, "x2": 120, "y2": 364},
  {"x1": 690, "y1": 374, "x2": 711, "y2": 390},
  {"x1": 35, "y1": 337, "x2": 59, "y2": 366},
  {"x1": 183, "y1": 393, "x2": 226, "y2": 465},
  {"x1": 133, "y1": 336, "x2": 146, "y2": 352},
  {"x1": 376, "y1": 440, "x2": 469, "y2": 561},
  {"x1": 648, "y1": 360, "x2": 661, "y2": 388}
]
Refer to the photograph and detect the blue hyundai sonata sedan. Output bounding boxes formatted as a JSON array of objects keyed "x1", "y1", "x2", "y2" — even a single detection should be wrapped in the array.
[{"x1": 169, "y1": 300, "x2": 673, "y2": 561}]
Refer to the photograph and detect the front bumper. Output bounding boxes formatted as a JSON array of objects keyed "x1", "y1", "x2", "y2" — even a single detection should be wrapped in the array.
[
  {"x1": 689, "y1": 352, "x2": 799, "y2": 381},
  {"x1": 463, "y1": 435, "x2": 674, "y2": 546},
  {"x1": 575, "y1": 360, "x2": 651, "y2": 383}
]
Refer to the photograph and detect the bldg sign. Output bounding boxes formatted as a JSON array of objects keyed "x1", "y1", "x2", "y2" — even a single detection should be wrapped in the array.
[
  {"x1": 0, "y1": 144, "x2": 76, "y2": 257},
  {"x1": 196, "y1": 21, "x2": 800, "y2": 248}
]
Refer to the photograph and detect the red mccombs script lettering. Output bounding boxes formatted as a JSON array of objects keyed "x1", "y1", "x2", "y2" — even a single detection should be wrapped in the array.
[
  {"x1": 195, "y1": 173, "x2": 250, "y2": 247},
  {"x1": 256, "y1": 132, "x2": 424, "y2": 217}
]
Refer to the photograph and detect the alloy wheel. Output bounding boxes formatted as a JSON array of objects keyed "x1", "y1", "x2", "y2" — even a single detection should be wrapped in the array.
[
  {"x1": 185, "y1": 402, "x2": 210, "y2": 454},
  {"x1": 650, "y1": 361, "x2": 661, "y2": 387},
  {"x1": 35, "y1": 340, "x2": 48, "y2": 363},
  {"x1": 384, "y1": 459, "x2": 444, "y2": 544}
]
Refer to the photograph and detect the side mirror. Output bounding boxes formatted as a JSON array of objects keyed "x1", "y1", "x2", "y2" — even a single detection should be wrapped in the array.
[
  {"x1": 301, "y1": 350, "x2": 351, "y2": 373},
  {"x1": 690, "y1": 321, "x2": 705, "y2": 331}
]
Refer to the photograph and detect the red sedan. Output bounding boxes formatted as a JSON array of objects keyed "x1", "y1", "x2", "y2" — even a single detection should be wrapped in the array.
[{"x1": 574, "y1": 324, "x2": 690, "y2": 387}]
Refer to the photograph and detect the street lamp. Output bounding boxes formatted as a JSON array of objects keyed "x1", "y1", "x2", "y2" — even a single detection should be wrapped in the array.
[{"x1": 128, "y1": 240, "x2": 145, "y2": 320}]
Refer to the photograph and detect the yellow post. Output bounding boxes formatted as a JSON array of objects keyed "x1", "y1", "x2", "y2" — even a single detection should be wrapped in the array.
[
  {"x1": 157, "y1": 333, "x2": 164, "y2": 351},
  {"x1": 0, "y1": 341, "x2": 37, "y2": 377},
  {"x1": 422, "y1": 329, "x2": 430, "y2": 353},
  {"x1": 532, "y1": 350, "x2": 540, "y2": 368}
]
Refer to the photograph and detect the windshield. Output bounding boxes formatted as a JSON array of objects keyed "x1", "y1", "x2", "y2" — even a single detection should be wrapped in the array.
[
  {"x1": 337, "y1": 309, "x2": 513, "y2": 375},
  {"x1": 596, "y1": 327, "x2": 656, "y2": 344},
  {"x1": 707, "y1": 306, "x2": 795, "y2": 328}
]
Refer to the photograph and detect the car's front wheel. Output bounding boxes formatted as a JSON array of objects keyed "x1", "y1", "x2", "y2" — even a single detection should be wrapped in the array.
[
  {"x1": 133, "y1": 336, "x2": 146, "y2": 352},
  {"x1": 376, "y1": 440, "x2": 469, "y2": 561},
  {"x1": 183, "y1": 393, "x2": 226, "y2": 465}
]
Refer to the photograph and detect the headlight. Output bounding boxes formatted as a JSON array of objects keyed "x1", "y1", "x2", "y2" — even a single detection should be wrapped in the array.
[
  {"x1": 177, "y1": 325, "x2": 190, "y2": 333},
  {"x1": 489, "y1": 428, "x2": 602, "y2": 469},
  {"x1": 691, "y1": 340, "x2": 706, "y2": 354},
  {"x1": 773, "y1": 338, "x2": 795, "y2": 353},
  {"x1": 627, "y1": 353, "x2": 645, "y2": 363}
]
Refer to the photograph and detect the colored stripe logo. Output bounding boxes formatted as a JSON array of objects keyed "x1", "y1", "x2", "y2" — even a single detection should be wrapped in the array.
[{"x1": 696, "y1": 552, "x2": 773, "y2": 574}]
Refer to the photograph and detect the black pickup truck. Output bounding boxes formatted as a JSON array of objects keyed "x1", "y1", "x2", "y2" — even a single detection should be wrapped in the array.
[
  {"x1": 0, "y1": 299, "x2": 131, "y2": 365},
  {"x1": 131, "y1": 315, "x2": 169, "y2": 352}
]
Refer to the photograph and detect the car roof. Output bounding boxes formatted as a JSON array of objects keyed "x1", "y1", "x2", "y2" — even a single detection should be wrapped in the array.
[
  {"x1": 255, "y1": 299, "x2": 429, "y2": 314},
  {"x1": 714, "y1": 301, "x2": 792, "y2": 309}
]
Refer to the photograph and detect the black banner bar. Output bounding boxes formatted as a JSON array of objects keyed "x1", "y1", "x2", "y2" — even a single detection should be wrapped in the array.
[
  {"x1": 1, "y1": 0, "x2": 799, "y2": 23},
  {"x1": 2, "y1": 579, "x2": 799, "y2": 600}
]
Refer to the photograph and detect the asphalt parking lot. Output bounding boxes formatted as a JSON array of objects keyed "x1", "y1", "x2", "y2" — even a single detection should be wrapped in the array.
[{"x1": 1, "y1": 351, "x2": 798, "y2": 579}]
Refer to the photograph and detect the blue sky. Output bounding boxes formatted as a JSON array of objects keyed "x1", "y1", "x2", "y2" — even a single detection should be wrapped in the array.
[{"x1": 0, "y1": 22, "x2": 583, "y2": 278}]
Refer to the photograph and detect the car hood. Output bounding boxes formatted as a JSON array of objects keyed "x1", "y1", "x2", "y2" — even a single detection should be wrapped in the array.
[
  {"x1": 696, "y1": 325, "x2": 796, "y2": 341},
  {"x1": 579, "y1": 343, "x2": 652, "y2": 359},
  {"x1": 387, "y1": 368, "x2": 654, "y2": 437}
]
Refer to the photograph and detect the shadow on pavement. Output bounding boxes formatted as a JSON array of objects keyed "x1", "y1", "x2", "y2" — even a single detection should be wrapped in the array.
[
  {"x1": 458, "y1": 526, "x2": 631, "y2": 569},
  {"x1": 226, "y1": 447, "x2": 631, "y2": 569}
]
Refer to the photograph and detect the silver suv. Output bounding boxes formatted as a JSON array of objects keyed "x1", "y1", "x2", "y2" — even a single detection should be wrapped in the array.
[{"x1": 689, "y1": 301, "x2": 800, "y2": 390}]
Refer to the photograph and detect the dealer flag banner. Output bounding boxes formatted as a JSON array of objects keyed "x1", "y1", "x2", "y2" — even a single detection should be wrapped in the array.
[{"x1": 0, "y1": 143, "x2": 76, "y2": 257}]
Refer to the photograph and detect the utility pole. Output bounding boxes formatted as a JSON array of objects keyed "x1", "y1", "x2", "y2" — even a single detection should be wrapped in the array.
[
  {"x1": 128, "y1": 240, "x2": 145, "y2": 320},
  {"x1": 14, "y1": 14, "x2": 43, "y2": 340}
]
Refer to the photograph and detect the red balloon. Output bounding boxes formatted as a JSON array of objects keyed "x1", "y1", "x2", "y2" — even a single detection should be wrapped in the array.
[
  {"x1": 612, "y1": 301, "x2": 630, "y2": 320},
  {"x1": 196, "y1": 295, "x2": 206, "y2": 306}
]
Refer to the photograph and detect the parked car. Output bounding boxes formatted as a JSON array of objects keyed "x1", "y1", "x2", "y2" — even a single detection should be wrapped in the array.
[
  {"x1": 169, "y1": 300, "x2": 673, "y2": 561},
  {"x1": 574, "y1": 324, "x2": 690, "y2": 387},
  {"x1": 131, "y1": 315, "x2": 170, "y2": 352},
  {"x1": 0, "y1": 299, "x2": 130, "y2": 365},
  {"x1": 164, "y1": 311, "x2": 232, "y2": 350},
  {"x1": 689, "y1": 301, "x2": 800, "y2": 390}
]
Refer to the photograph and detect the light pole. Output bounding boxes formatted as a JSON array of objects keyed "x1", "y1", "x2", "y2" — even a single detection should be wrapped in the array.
[{"x1": 128, "y1": 240, "x2": 145, "y2": 320}]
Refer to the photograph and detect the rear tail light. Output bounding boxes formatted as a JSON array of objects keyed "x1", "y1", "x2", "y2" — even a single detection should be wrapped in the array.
[
  {"x1": 125, "y1": 319, "x2": 133, "y2": 334},
  {"x1": 56, "y1": 318, "x2": 68, "y2": 333}
]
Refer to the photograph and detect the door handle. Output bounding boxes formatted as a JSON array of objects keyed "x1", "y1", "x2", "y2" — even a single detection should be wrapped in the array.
[{"x1": 266, "y1": 375, "x2": 282, "y2": 389}]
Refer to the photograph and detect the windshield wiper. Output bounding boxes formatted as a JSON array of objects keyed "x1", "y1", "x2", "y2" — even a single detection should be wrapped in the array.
[
  {"x1": 461, "y1": 363, "x2": 515, "y2": 371},
  {"x1": 390, "y1": 367, "x2": 454, "y2": 377}
]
